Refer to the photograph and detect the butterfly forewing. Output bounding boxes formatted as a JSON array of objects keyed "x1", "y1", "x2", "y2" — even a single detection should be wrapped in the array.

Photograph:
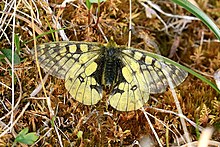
[
  {"x1": 121, "y1": 48, "x2": 188, "y2": 94},
  {"x1": 36, "y1": 41, "x2": 102, "y2": 78}
]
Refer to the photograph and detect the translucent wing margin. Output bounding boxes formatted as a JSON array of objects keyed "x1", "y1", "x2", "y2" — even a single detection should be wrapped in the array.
[{"x1": 34, "y1": 41, "x2": 103, "y2": 105}]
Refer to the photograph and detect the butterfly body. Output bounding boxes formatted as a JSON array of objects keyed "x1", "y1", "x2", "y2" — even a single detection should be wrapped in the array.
[
  {"x1": 95, "y1": 46, "x2": 124, "y2": 91},
  {"x1": 34, "y1": 41, "x2": 188, "y2": 111}
]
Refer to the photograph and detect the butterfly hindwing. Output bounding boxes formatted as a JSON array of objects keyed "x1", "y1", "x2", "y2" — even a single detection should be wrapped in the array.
[{"x1": 65, "y1": 56, "x2": 103, "y2": 105}]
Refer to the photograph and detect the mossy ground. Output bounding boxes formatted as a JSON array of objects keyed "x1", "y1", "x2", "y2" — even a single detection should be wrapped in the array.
[{"x1": 0, "y1": 0, "x2": 220, "y2": 146}]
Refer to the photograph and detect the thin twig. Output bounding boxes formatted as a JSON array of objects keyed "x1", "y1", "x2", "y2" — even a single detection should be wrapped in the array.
[{"x1": 0, "y1": 102, "x2": 30, "y2": 138}]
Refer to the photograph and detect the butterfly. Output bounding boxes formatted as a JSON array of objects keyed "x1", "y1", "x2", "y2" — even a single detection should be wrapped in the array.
[{"x1": 33, "y1": 40, "x2": 188, "y2": 111}]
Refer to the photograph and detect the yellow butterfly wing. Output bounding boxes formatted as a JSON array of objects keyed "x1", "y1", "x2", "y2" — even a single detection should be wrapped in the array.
[
  {"x1": 108, "y1": 47, "x2": 188, "y2": 111},
  {"x1": 35, "y1": 41, "x2": 103, "y2": 105},
  {"x1": 108, "y1": 54, "x2": 150, "y2": 111}
]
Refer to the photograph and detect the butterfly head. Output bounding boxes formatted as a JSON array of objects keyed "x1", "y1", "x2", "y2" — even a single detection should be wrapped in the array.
[{"x1": 105, "y1": 37, "x2": 118, "y2": 48}]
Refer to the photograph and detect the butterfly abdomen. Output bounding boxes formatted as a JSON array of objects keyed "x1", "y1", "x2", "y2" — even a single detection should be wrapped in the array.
[{"x1": 104, "y1": 59, "x2": 118, "y2": 86}]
